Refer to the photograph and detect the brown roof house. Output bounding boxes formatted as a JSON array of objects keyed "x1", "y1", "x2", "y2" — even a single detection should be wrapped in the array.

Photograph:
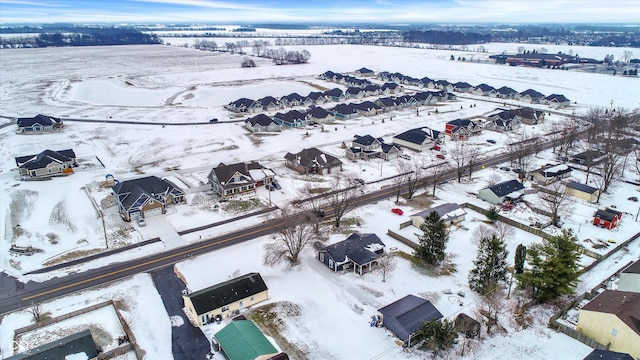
[
  {"x1": 577, "y1": 290, "x2": 640, "y2": 358},
  {"x1": 183, "y1": 273, "x2": 269, "y2": 327},
  {"x1": 208, "y1": 161, "x2": 275, "y2": 200},
  {"x1": 284, "y1": 147, "x2": 343, "y2": 175}
]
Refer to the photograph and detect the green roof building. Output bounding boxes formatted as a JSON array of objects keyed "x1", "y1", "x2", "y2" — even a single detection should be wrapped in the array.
[{"x1": 214, "y1": 320, "x2": 279, "y2": 360}]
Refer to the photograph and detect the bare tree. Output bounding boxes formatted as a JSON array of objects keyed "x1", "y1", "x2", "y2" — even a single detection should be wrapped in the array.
[
  {"x1": 449, "y1": 141, "x2": 471, "y2": 182},
  {"x1": 474, "y1": 288, "x2": 505, "y2": 335},
  {"x1": 428, "y1": 161, "x2": 450, "y2": 198},
  {"x1": 471, "y1": 224, "x2": 495, "y2": 245},
  {"x1": 392, "y1": 160, "x2": 410, "y2": 202},
  {"x1": 401, "y1": 157, "x2": 426, "y2": 200},
  {"x1": 506, "y1": 132, "x2": 536, "y2": 177},
  {"x1": 584, "y1": 107, "x2": 607, "y2": 142},
  {"x1": 466, "y1": 143, "x2": 481, "y2": 180},
  {"x1": 326, "y1": 174, "x2": 358, "y2": 227},
  {"x1": 486, "y1": 173, "x2": 502, "y2": 187},
  {"x1": 494, "y1": 222, "x2": 515, "y2": 241},
  {"x1": 28, "y1": 302, "x2": 43, "y2": 323},
  {"x1": 241, "y1": 57, "x2": 256, "y2": 68},
  {"x1": 621, "y1": 50, "x2": 633, "y2": 63},
  {"x1": 537, "y1": 181, "x2": 573, "y2": 226},
  {"x1": 378, "y1": 254, "x2": 397, "y2": 282},
  {"x1": 263, "y1": 207, "x2": 314, "y2": 267},
  {"x1": 299, "y1": 183, "x2": 329, "y2": 233}
]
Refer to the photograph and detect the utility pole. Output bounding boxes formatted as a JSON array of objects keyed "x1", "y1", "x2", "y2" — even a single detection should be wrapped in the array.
[{"x1": 99, "y1": 210, "x2": 108, "y2": 249}]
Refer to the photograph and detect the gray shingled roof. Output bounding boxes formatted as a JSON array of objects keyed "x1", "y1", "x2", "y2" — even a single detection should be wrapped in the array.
[
  {"x1": 566, "y1": 180, "x2": 598, "y2": 194},
  {"x1": 321, "y1": 233, "x2": 385, "y2": 266},
  {"x1": 378, "y1": 295, "x2": 443, "y2": 342},
  {"x1": 15, "y1": 149, "x2": 76, "y2": 169},
  {"x1": 487, "y1": 179, "x2": 525, "y2": 197},
  {"x1": 6, "y1": 329, "x2": 98, "y2": 360},
  {"x1": 186, "y1": 273, "x2": 268, "y2": 315}
]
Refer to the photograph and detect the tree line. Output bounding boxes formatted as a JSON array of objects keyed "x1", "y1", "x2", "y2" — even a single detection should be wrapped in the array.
[{"x1": 0, "y1": 27, "x2": 160, "y2": 48}]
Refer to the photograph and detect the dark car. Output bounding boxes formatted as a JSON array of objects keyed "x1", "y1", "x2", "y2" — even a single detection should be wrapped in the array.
[
  {"x1": 629, "y1": 196, "x2": 638, "y2": 202},
  {"x1": 266, "y1": 184, "x2": 276, "y2": 191},
  {"x1": 487, "y1": 139, "x2": 497, "y2": 144},
  {"x1": 272, "y1": 181, "x2": 281, "y2": 190},
  {"x1": 436, "y1": 154, "x2": 446, "y2": 160},
  {"x1": 512, "y1": 168, "x2": 523, "y2": 173},
  {"x1": 209, "y1": 118, "x2": 218, "y2": 123}
]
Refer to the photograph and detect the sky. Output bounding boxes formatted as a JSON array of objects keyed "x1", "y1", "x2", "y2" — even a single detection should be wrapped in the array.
[{"x1": 0, "y1": 0, "x2": 639, "y2": 25}]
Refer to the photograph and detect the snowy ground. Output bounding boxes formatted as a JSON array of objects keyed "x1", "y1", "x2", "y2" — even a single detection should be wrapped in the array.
[{"x1": 1, "y1": 41, "x2": 639, "y2": 359}]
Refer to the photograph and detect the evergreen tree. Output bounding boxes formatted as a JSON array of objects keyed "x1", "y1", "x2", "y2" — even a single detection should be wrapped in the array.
[
  {"x1": 414, "y1": 211, "x2": 448, "y2": 266},
  {"x1": 517, "y1": 229, "x2": 581, "y2": 302},
  {"x1": 418, "y1": 318, "x2": 458, "y2": 351},
  {"x1": 485, "y1": 206, "x2": 500, "y2": 223},
  {"x1": 468, "y1": 235, "x2": 509, "y2": 294},
  {"x1": 514, "y1": 244, "x2": 526, "y2": 274}
]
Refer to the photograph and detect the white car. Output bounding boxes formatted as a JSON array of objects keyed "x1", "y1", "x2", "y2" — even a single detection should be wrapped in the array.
[{"x1": 136, "y1": 215, "x2": 146, "y2": 227}]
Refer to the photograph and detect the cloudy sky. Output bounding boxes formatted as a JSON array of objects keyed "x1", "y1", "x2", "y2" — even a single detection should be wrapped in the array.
[{"x1": 0, "y1": 0, "x2": 638, "y2": 24}]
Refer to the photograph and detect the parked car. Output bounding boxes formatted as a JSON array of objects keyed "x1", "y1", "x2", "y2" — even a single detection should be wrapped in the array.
[
  {"x1": 209, "y1": 118, "x2": 218, "y2": 123},
  {"x1": 512, "y1": 168, "x2": 523, "y2": 173},
  {"x1": 391, "y1": 208, "x2": 404, "y2": 215},
  {"x1": 487, "y1": 139, "x2": 496, "y2": 144},
  {"x1": 136, "y1": 215, "x2": 146, "y2": 227},
  {"x1": 499, "y1": 166, "x2": 511, "y2": 171},
  {"x1": 354, "y1": 178, "x2": 365, "y2": 186},
  {"x1": 266, "y1": 184, "x2": 276, "y2": 191},
  {"x1": 400, "y1": 154, "x2": 411, "y2": 160},
  {"x1": 430, "y1": 145, "x2": 441, "y2": 151},
  {"x1": 272, "y1": 181, "x2": 281, "y2": 190},
  {"x1": 441, "y1": 149, "x2": 447, "y2": 155},
  {"x1": 629, "y1": 196, "x2": 638, "y2": 202},
  {"x1": 436, "y1": 154, "x2": 446, "y2": 160}
]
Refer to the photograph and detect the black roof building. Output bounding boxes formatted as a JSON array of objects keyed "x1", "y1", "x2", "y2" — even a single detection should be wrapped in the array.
[
  {"x1": 583, "y1": 349, "x2": 634, "y2": 360},
  {"x1": 185, "y1": 273, "x2": 268, "y2": 315},
  {"x1": 245, "y1": 114, "x2": 275, "y2": 127},
  {"x1": 6, "y1": 329, "x2": 98, "y2": 360},
  {"x1": 15, "y1": 149, "x2": 76, "y2": 169},
  {"x1": 378, "y1": 295, "x2": 443, "y2": 346},
  {"x1": 488, "y1": 179, "x2": 525, "y2": 198},
  {"x1": 16, "y1": 114, "x2": 62, "y2": 128}
]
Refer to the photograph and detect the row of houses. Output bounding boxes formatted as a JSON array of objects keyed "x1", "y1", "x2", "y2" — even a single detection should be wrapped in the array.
[{"x1": 375, "y1": 70, "x2": 571, "y2": 107}]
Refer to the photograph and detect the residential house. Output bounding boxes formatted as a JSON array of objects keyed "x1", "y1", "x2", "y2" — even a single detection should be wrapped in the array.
[
  {"x1": 354, "y1": 101, "x2": 381, "y2": 116},
  {"x1": 324, "y1": 88, "x2": 346, "y2": 102},
  {"x1": 363, "y1": 84, "x2": 381, "y2": 96},
  {"x1": 345, "y1": 87, "x2": 365, "y2": 99},
  {"x1": 280, "y1": 92, "x2": 305, "y2": 107},
  {"x1": 473, "y1": 83, "x2": 497, "y2": 97},
  {"x1": 565, "y1": 180, "x2": 600, "y2": 203},
  {"x1": 305, "y1": 91, "x2": 328, "y2": 105},
  {"x1": 420, "y1": 77, "x2": 435, "y2": 89},
  {"x1": 306, "y1": 106, "x2": 335, "y2": 124},
  {"x1": 593, "y1": 208, "x2": 621, "y2": 230},
  {"x1": 435, "y1": 80, "x2": 454, "y2": 92},
  {"x1": 257, "y1": 96, "x2": 282, "y2": 111},
  {"x1": 284, "y1": 147, "x2": 343, "y2": 175},
  {"x1": 496, "y1": 86, "x2": 518, "y2": 99},
  {"x1": 6, "y1": 329, "x2": 98, "y2": 360},
  {"x1": 530, "y1": 163, "x2": 573, "y2": 184},
  {"x1": 377, "y1": 295, "x2": 444, "y2": 347},
  {"x1": 15, "y1": 149, "x2": 77, "y2": 178},
  {"x1": 355, "y1": 67, "x2": 375, "y2": 77},
  {"x1": 582, "y1": 349, "x2": 634, "y2": 360},
  {"x1": 512, "y1": 107, "x2": 545, "y2": 125},
  {"x1": 402, "y1": 76, "x2": 421, "y2": 86},
  {"x1": 409, "y1": 203, "x2": 466, "y2": 229},
  {"x1": 331, "y1": 103, "x2": 359, "y2": 120},
  {"x1": 225, "y1": 98, "x2": 261, "y2": 113},
  {"x1": 380, "y1": 143, "x2": 403, "y2": 160},
  {"x1": 412, "y1": 91, "x2": 435, "y2": 105},
  {"x1": 376, "y1": 97, "x2": 401, "y2": 111},
  {"x1": 376, "y1": 71, "x2": 391, "y2": 82},
  {"x1": 273, "y1": 110, "x2": 310, "y2": 128},
  {"x1": 395, "y1": 95, "x2": 420, "y2": 108},
  {"x1": 392, "y1": 127, "x2": 441, "y2": 152},
  {"x1": 183, "y1": 273, "x2": 269, "y2": 327},
  {"x1": 445, "y1": 119, "x2": 482, "y2": 140},
  {"x1": 112, "y1": 176, "x2": 186, "y2": 221},
  {"x1": 346, "y1": 135, "x2": 383, "y2": 160},
  {"x1": 213, "y1": 320, "x2": 283, "y2": 360},
  {"x1": 484, "y1": 117, "x2": 521, "y2": 132},
  {"x1": 381, "y1": 82, "x2": 402, "y2": 95},
  {"x1": 318, "y1": 70, "x2": 336, "y2": 81},
  {"x1": 478, "y1": 179, "x2": 525, "y2": 204},
  {"x1": 244, "y1": 114, "x2": 281, "y2": 133},
  {"x1": 518, "y1": 88, "x2": 545, "y2": 103},
  {"x1": 16, "y1": 114, "x2": 63, "y2": 133},
  {"x1": 317, "y1": 233, "x2": 385, "y2": 275},
  {"x1": 208, "y1": 161, "x2": 274, "y2": 199},
  {"x1": 618, "y1": 260, "x2": 640, "y2": 293},
  {"x1": 577, "y1": 290, "x2": 640, "y2": 358},
  {"x1": 545, "y1": 94, "x2": 571, "y2": 108},
  {"x1": 453, "y1": 81, "x2": 474, "y2": 93},
  {"x1": 571, "y1": 150, "x2": 605, "y2": 166}
]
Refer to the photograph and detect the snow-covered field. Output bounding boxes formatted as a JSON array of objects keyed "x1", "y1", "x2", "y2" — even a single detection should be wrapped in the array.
[{"x1": 1, "y1": 42, "x2": 639, "y2": 359}]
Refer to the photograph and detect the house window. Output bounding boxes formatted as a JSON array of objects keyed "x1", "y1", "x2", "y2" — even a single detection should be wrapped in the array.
[
  {"x1": 611, "y1": 328, "x2": 618, "y2": 336},
  {"x1": 329, "y1": 259, "x2": 334, "y2": 269},
  {"x1": 319, "y1": 253, "x2": 324, "y2": 262},
  {"x1": 48, "y1": 169, "x2": 52, "y2": 173},
  {"x1": 221, "y1": 306, "x2": 229, "y2": 312}
]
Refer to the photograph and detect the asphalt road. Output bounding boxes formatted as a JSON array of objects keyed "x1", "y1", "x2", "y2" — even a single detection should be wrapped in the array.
[{"x1": 0, "y1": 129, "x2": 581, "y2": 316}]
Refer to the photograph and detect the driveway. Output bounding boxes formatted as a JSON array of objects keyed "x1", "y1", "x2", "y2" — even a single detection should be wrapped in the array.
[
  {"x1": 151, "y1": 266, "x2": 211, "y2": 360},
  {"x1": 137, "y1": 215, "x2": 184, "y2": 249}
]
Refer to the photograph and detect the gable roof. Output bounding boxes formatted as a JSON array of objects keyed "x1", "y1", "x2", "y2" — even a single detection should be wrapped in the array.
[
  {"x1": 583, "y1": 349, "x2": 634, "y2": 360},
  {"x1": 545, "y1": 93, "x2": 570, "y2": 102},
  {"x1": 410, "y1": 203, "x2": 466, "y2": 222},
  {"x1": 274, "y1": 110, "x2": 307, "y2": 124},
  {"x1": 354, "y1": 101, "x2": 381, "y2": 111},
  {"x1": 622, "y1": 260, "x2": 640, "y2": 275},
  {"x1": 356, "y1": 67, "x2": 374, "y2": 74},
  {"x1": 381, "y1": 143, "x2": 401, "y2": 154},
  {"x1": 111, "y1": 175, "x2": 184, "y2": 210},
  {"x1": 394, "y1": 127, "x2": 440, "y2": 145},
  {"x1": 306, "y1": 91, "x2": 325, "y2": 101},
  {"x1": 245, "y1": 114, "x2": 275, "y2": 127},
  {"x1": 378, "y1": 295, "x2": 443, "y2": 342},
  {"x1": 486, "y1": 179, "x2": 525, "y2": 197},
  {"x1": 16, "y1": 114, "x2": 62, "y2": 127},
  {"x1": 594, "y1": 209, "x2": 617, "y2": 222},
  {"x1": 377, "y1": 97, "x2": 399, "y2": 107},
  {"x1": 258, "y1": 96, "x2": 280, "y2": 107},
  {"x1": 321, "y1": 233, "x2": 385, "y2": 266},
  {"x1": 582, "y1": 290, "x2": 640, "y2": 336},
  {"x1": 228, "y1": 98, "x2": 256, "y2": 108},
  {"x1": 519, "y1": 88, "x2": 545, "y2": 99},
  {"x1": 306, "y1": 106, "x2": 331, "y2": 119},
  {"x1": 496, "y1": 86, "x2": 518, "y2": 95},
  {"x1": 538, "y1": 163, "x2": 572, "y2": 177},
  {"x1": 6, "y1": 329, "x2": 98, "y2": 360},
  {"x1": 566, "y1": 180, "x2": 599, "y2": 194},
  {"x1": 15, "y1": 149, "x2": 76, "y2": 169},
  {"x1": 332, "y1": 103, "x2": 358, "y2": 115},
  {"x1": 214, "y1": 320, "x2": 278, "y2": 360},
  {"x1": 186, "y1": 273, "x2": 268, "y2": 315},
  {"x1": 353, "y1": 135, "x2": 382, "y2": 146},
  {"x1": 453, "y1": 81, "x2": 473, "y2": 89},
  {"x1": 474, "y1": 83, "x2": 496, "y2": 92},
  {"x1": 211, "y1": 162, "x2": 252, "y2": 184},
  {"x1": 324, "y1": 88, "x2": 344, "y2": 98},
  {"x1": 447, "y1": 118, "x2": 477, "y2": 131},
  {"x1": 284, "y1": 147, "x2": 342, "y2": 168}
]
